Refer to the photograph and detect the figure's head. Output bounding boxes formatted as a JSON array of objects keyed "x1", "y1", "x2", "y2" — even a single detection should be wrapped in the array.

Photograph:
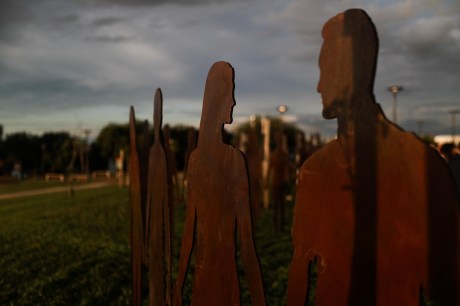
[
  {"x1": 201, "y1": 61, "x2": 235, "y2": 126},
  {"x1": 153, "y1": 88, "x2": 163, "y2": 136},
  {"x1": 317, "y1": 9, "x2": 378, "y2": 119}
]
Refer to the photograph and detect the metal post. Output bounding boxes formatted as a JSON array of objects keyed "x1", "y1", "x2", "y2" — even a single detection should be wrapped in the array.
[
  {"x1": 387, "y1": 85, "x2": 403, "y2": 123},
  {"x1": 448, "y1": 109, "x2": 459, "y2": 143}
]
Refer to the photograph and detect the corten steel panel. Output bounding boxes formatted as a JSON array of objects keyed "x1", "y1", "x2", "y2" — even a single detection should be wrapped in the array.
[
  {"x1": 286, "y1": 9, "x2": 459, "y2": 306},
  {"x1": 129, "y1": 107, "x2": 145, "y2": 306},
  {"x1": 146, "y1": 89, "x2": 171, "y2": 306},
  {"x1": 140, "y1": 119, "x2": 150, "y2": 261},
  {"x1": 173, "y1": 61, "x2": 266, "y2": 306}
]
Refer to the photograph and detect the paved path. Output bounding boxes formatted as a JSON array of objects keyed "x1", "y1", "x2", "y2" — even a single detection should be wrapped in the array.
[{"x1": 0, "y1": 181, "x2": 117, "y2": 200}]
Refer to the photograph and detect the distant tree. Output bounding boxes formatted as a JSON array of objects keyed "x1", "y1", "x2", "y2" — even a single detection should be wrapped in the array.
[
  {"x1": 95, "y1": 123, "x2": 131, "y2": 161},
  {"x1": 2, "y1": 132, "x2": 41, "y2": 175},
  {"x1": 94, "y1": 121, "x2": 150, "y2": 172},
  {"x1": 40, "y1": 132, "x2": 74, "y2": 173},
  {"x1": 235, "y1": 116, "x2": 302, "y2": 155},
  {"x1": 168, "y1": 125, "x2": 196, "y2": 171},
  {"x1": 420, "y1": 134, "x2": 436, "y2": 147}
]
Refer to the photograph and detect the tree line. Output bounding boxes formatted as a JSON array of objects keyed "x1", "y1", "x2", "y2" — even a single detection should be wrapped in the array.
[{"x1": 0, "y1": 117, "x2": 306, "y2": 177}]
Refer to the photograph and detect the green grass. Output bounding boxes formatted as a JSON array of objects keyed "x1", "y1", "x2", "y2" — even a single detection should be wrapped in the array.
[
  {"x1": 0, "y1": 184, "x2": 297, "y2": 305},
  {"x1": 1, "y1": 180, "x2": 440, "y2": 306},
  {"x1": 0, "y1": 186, "x2": 131, "y2": 306}
]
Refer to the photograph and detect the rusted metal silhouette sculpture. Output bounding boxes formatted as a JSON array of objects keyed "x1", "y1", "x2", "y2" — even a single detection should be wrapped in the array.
[
  {"x1": 295, "y1": 131, "x2": 308, "y2": 180},
  {"x1": 129, "y1": 107, "x2": 145, "y2": 306},
  {"x1": 245, "y1": 128, "x2": 263, "y2": 222},
  {"x1": 287, "y1": 9, "x2": 459, "y2": 306},
  {"x1": 181, "y1": 127, "x2": 197, "y2": 204},
  {"x1": 140, "y1": 120, "x2": 150, "y2": 262},
  {"x1": 173, "y1": 61, "x2": 266, "y2": 306},
  {"x1": 146, "y1": 89, "x2": 171, "y2": 306},
  {"x1": 266, "y1": 131, "x2": 291, "y2": 233},
  {"x1": 163, "y1": 124, "x2": 178, "y2": 258}
]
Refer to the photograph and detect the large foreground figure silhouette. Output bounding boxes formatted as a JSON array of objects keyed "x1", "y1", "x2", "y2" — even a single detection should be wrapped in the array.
[
  {"x1": 173, "y1": 61, "x2": 266, "y2": 306},
  {"x1": 287, "y1": 9, "x2": 459, "y2": 306}
]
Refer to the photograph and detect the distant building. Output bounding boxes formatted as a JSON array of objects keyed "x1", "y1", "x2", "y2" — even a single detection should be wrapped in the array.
[{"x1": 434, "y1": 135, "x2": 460, "y2": 145}]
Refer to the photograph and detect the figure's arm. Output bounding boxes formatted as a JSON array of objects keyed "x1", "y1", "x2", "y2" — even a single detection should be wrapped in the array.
[
  {"x1": 236, "y1": 158, "x2": 267, "y2": 306},
  {"x1": 286, "y1": 247, "x2": 311, "y2": 306},
  {"x1": 163, "y1": 168, "x2": 172, "y2": 306},
  {"x1": 172, "y1": 180, "x2": 196, "y2": 306},
  {"x1": 286, "y1": 161, "x2": 323, "y2": 306},
  {"x1": 144, "y1": 188, "x2": 151, "y2": 264},
  {"x1": 144, "y1": 152, "x2": 156, "y2": 263}
]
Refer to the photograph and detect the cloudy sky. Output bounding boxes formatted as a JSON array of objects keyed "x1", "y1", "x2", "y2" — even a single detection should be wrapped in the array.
[{"x1": 1, "y1": 0, "x2": 459, "y2": 138}]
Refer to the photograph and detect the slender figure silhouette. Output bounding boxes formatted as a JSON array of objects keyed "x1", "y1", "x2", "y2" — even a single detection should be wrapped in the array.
[
  {"x1": 129, "y1": 107, "x2": 145, "y2": 306},
  {"x1": 146, "y1": 89, "x2": 171, "y2": 306},
  {"x1": 173, "y1": 61, "x2": 266, "y2": 306}
]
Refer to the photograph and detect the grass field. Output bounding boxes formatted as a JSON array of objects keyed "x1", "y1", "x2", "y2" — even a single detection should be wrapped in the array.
[
  {"x1": 0, "y1": 184, "x2": 295, "y2": 305},
  {"x1": 0, "y1": 182, "x2": 439, "y2": 305}
]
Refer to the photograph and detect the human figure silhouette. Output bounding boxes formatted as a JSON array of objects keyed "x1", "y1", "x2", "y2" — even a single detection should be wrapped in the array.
[
  {"x1": 245, "y1": 128, "x2": 263, "y2": 222},
  {"x1": 286, "y1": 9, "x2": 459, "y2": 306},
  {"x1": 129, "y1": 107, "x2": 145, "y2": 306},
  {"x1": 173, "y1": 61, "x2": 266, "y2": 306},
  {"x1": 266, "y1": 131, "x2": 291, "y2": 233},
  {"x1": 163, "y1": 124, "x2": 178, "y2": 257},
  {"x1": 146, "y1": 89, "x2": 171, "y2": 306},
  {"x1": 295, "y1": 131, "x2": 308, "y2": 180},
  {"x1": 140, "y1": 119, "x2": 150, "y2": 261},
  {"x1": 181, "y1": 127, "x2": 197, "y2": 203}
]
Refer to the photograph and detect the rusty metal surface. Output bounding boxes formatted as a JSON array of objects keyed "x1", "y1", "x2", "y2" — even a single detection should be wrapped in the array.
[
  {"x1": 267, "y1": 132, "x2": 291, "y2": 233},
  {"x1": 173, "y1": 61, "x2": 266, "y2": 306},
  {"x1": 287, "y1": 9, "x2": 459, "y2": 306},
  {"x1": 146, "y1": 89, "x2": 171, "y2": 306},
  {"x1": 129, "y1": 107, "x2": 145, "y2": 306},
  {"x1": 140, "y1": 120, "x2": 150, "y2": 263}
]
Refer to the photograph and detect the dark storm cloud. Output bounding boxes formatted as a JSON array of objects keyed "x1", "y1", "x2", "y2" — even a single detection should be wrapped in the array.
[
  {"x1": 0, "y1": 0, "x2": 35, "y2": 41},
  {"x1": 80, "y1": 0, "x2": 246, "y2": 6},
  {"x1": 91, "y1": 16, "x2": 124, "y2": 27},
  {"x1": 85, "y1": 35, "x2": 133, "y2": 43}
]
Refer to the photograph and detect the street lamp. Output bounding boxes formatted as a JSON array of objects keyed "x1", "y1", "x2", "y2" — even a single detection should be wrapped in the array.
[
  {"x1": 277, "y1": 105, "x2": 288, "y2": 115},
  {"x1": 416, "y1": 119, "x2": 424, "y2": 137},
  {"x1": 387, "y1": 85, "x2": 404, "y2": 123},
  {"x1": 277, "y1": 105, "x2": 288, "y2": 131},
  {"x1": 448, "y1": 109, "x2": 459, "y2": 143}
]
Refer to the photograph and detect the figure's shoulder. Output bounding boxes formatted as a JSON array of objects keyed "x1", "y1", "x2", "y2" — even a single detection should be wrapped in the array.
[
  {"x1": 225, "y1": 144, "x2": 246, "y2": 160},
  {"x1": 300, "y1": 139, "x2": 342, "y2": 170}
]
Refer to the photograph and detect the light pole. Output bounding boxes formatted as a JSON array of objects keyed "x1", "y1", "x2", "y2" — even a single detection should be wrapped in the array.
[
  {"x1": 387, "y1": 85, "x2": 403, "y2": 123},
  {"x1": 416, "y1": 119, "x2": 424, "y2": 137},
  {"x1": 448, "y1": 109, "x2": 459, "y2": 143}
]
